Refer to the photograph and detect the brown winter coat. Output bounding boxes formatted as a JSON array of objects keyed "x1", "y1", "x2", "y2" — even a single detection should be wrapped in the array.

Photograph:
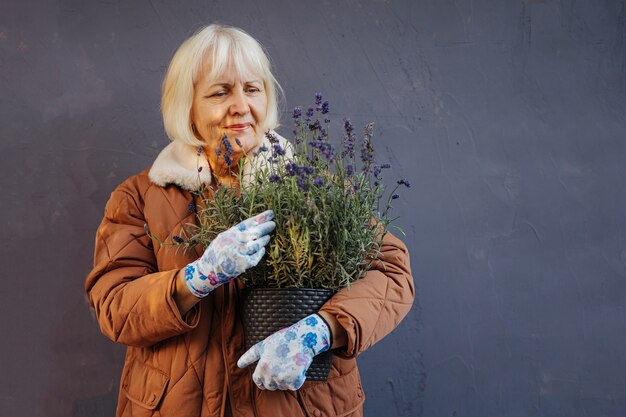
[{"x1": 85, "y1": 135, "x2": 414, "y2": 417}]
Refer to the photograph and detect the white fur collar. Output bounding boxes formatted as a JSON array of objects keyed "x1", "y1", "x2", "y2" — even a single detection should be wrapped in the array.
[{"x1": 148, "y1": 131, "x2": 290, "y2": 191}]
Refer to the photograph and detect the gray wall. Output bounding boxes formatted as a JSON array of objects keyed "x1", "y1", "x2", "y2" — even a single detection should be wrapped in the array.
[{"x1": 1, "y1": 0, "x2": 625, "y2": 416}]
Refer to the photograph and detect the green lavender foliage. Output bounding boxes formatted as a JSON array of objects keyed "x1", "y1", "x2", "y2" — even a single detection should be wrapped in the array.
[{"x1": 178, "y1": 94, "x2": 408, "y2": 290}]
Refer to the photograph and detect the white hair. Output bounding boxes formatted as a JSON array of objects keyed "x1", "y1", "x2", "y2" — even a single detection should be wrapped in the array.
[{"x1": 161, "y1": 24, "x2": 283, "y2": 147}]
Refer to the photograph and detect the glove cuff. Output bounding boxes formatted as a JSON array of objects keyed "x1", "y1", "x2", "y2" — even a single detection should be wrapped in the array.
[
  {"x1": 313, "y1": 313, "x2": 333, "y2": 352},
  {"x1": 300, "y1": 314, "x2": 331, "y2": 355},
  {"x1": 184, "y1": 263, "x2": 218, "y2": 298}
]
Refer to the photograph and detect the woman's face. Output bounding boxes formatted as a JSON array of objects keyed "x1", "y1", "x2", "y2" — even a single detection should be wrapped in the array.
[{"x1": 191, "y1": 61, "x2": 268, "y2": 162}]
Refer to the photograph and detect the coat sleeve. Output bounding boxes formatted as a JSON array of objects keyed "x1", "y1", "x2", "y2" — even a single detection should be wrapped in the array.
[
  {"x1": 85, "y1": 178, "x2": 200, "y2": 348},
  {"x1": 319, "y1": 231, "x2": 414, "y2": 358}
]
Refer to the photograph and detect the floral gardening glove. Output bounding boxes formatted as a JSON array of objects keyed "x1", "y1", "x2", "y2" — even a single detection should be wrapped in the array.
[
  {"x1": 237, "y1": 314, "x2": 332, "y2": 390},
  {"x1": 184, "y1": 210, "x2": 275, "y2": 298}
]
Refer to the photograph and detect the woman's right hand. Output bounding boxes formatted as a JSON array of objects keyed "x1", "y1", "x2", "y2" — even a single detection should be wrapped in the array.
[{"x1": 184, "y1": 210, "x2": 275, "y2": 298}]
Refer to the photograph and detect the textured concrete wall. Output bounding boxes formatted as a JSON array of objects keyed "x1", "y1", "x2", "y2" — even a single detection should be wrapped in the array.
[{"x1": 1, "y1": 0, "x2": 625, "y2": 416}]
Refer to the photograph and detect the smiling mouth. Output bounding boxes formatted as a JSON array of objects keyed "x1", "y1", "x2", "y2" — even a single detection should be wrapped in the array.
[{"x1": 226, "y1": 123, "x2": 252, "y2": 131}]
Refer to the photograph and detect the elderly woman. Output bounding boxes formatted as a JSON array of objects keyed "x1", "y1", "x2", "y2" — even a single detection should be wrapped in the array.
[{"x1": 86, "y1": 24, "x2": 413, "y2": 417}]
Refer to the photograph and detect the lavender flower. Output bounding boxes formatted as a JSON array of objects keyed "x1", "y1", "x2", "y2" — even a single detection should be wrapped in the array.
[
  {"x1": 381, "y1": 163, "x2": 391, "y2": 169},
  {"x1": 272, "y1": 143, "x2": 286, "y2": 156},
  {"x1": 265, "y1": 131, "x2": 279, "y2": 144},
  {"x1": 315, "y1": 92, "x2": 323, "y2": 110},
  {"x1": 305, "y1": 107, "x2": 314, "y2": 121},
  {"x1": 198, "y1": 166, "x2": 203, "y2": 172},
  {"x1": 173, "y1": 235, "x2": 184, "y2": 244},
  {"x1": 342, "y1": 118, "x2": 356, "y2": 159},
  {"x1": 188, "y1": 203, "x2": 196, "y2": 214},
  {"x1": 397, "y1": 178, "x2": 411, "y2": 188},
  {"x1": 392, "y1": 194, "x2": 400, "y2": 199},
  {"x1": 320, "y1": 142, "x2": 335, "y2": 162},
  {"x1": 235, "y1": 138, "x2": 242, "y2": 148},
  {"x1": 343, "y1": 118, "x2": 354, "y2": 134},
  {"x1": 360, "y1": 123, "x2": 375, "y2": 174},
  {"x1": 297, "y1": 176, "x2": 309, "y2": 191},
  {"x1": 308, "y1": 120, "x2": 321, "y2": 132},
  {"x1": 197, "y1": 146, "x2": 203, "y2": 156},
  {"x1": 286, "y1": 162, "x2": 299, "y2": 176},
  {"x1": 223, "y1": 154, "x2": 232, "y2": 167},
  {"x1": 321, "y1": 101, "x2": 329, "y2": 114},
  {"x1": 222, "y1": 136, "x2": 235, "y2": 155},
  {"x1": 373, "y1": 165, "x2": 382, "y2": 179},
  {"x1": 269, "y1": 174, "x2": 281, "y2": 183},
  {"x1": 293, "y1": 106, "x2": 303, "y2": 119},
  {"x1": 297, "y1": 166, "x2": 314, "y2": 176},
  {"x1": 258, "y1": 145, "x2": 268, "y2": 153},
  {"x1": 314, "y1": 177, "x2": 324, "y2": 187}
]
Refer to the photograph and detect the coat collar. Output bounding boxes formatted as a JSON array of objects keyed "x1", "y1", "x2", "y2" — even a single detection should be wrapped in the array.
[{"x1": 148, "y1": 131, "x2": 289, "y2": 191}]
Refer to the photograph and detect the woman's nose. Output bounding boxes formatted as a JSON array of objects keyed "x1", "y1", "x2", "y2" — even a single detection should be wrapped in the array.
[{"x1": 229, "y1": 89, "x2": 250, "y2": 115}]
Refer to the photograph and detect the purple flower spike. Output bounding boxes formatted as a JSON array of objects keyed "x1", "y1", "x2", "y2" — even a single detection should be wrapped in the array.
[
  {"x1": 360, "y1": 123, "x2": 375, "y2": 174},
  {"x1": 315, "y1": 92, "x2": 323, "y2": 107},
  {"x1": 343, "y1": 118, "x2": 354, "y2": 134},
  {"x1": 397, "y1": 178, "x2": 411, "y2": 188},
  {"x1": 188, "y1": 203, "x2": 196, "y2": 214},
  {"x1": 222, "y1": 136, "x2": 235, "y2": 155},
  {"x1": 223, "y1": 154, "x2": 232, "y2": 166},
  {"x1": 305, "y1": 107, "x2": 314, "y2": 120},
  {"x1": 269, "y1": 174, "x2": 281, "y2": 183},
  {"x1": 392, "y1": 194, "x2": 400, "y2": 199},
  {"x1": 298, "y1": 166, "x2": 314, "y2": 176},
  {"x1": 342, "y1": 118, "x2": 356, "y2": 159},
  {"x1": 235, "y1": 138, "x2": 242, "y2": 147},
  {"x1": 265, "y1": 131, "x2": 279, "y2": 144},
  {"x1": 321, "y1": 101, "x2": 330, "y2": 114},
  {"x1": 297, "y1": 176, "x2": 309, "y2": 191},
  {"x1": 173, "y1": 235, "x2": 184, "y2": 244},
  {"x1": 272, "y1": 143, "x2": 286, "y2": 156},
  {"x1": 308, "y1": 120, "x2": 321, "y2": 132},
  {"x1": 293, "y1": 106, "x2": 302, "y2": 119},
  {"x1": 197, "y1": 146, "x2": 203, "y2": 156},
  {"x1": 286, "y1": 162, "x2": 299, "y2": 176}
]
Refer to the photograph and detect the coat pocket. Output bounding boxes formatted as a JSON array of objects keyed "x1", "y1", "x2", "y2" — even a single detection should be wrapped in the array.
[
  {"x1": 121, "y1": 358, "x2": 170, "y2": 413},
  {"x1": 297, "y1": 364, "x2": 365, "y2": 417}
]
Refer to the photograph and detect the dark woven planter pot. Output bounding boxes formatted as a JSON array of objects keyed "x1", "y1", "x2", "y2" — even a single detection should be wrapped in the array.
[{"x1": 241, "y1": 287, "x2": 335, "y2": 381}]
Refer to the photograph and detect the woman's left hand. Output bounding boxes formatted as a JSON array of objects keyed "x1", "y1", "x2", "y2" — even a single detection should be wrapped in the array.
[{"x1": 237, "y1": 314, "x2": 332, "y2": 390}]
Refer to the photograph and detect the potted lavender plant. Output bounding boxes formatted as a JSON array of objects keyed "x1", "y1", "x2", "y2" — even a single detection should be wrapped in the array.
[{"x1": 176, "y1": 93, "x2": 410, "y2": 380}]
